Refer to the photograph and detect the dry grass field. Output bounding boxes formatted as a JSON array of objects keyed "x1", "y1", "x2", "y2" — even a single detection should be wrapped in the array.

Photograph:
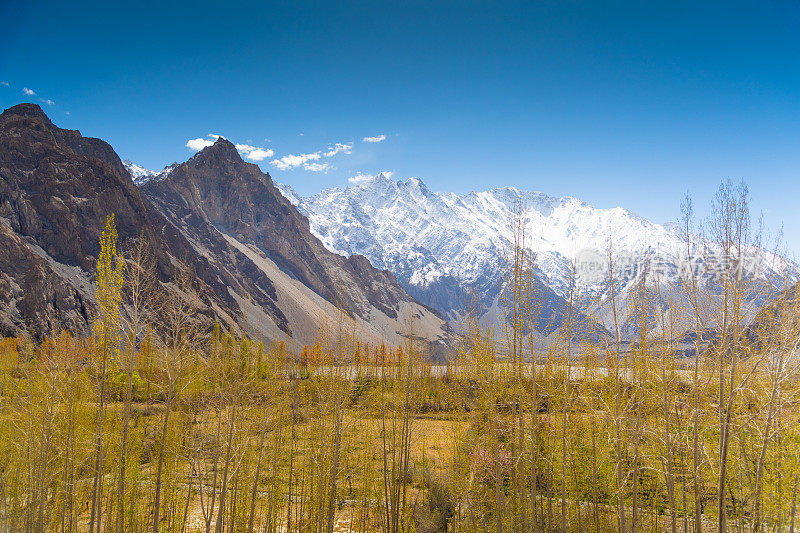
[{"x1": 2, "y1": 185, "x2": 800, "y2": 532}]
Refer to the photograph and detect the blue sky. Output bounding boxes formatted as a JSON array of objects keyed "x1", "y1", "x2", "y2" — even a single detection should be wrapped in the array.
[{"x1": 2, "y1": 1, "x2": 799, "y2": 255}]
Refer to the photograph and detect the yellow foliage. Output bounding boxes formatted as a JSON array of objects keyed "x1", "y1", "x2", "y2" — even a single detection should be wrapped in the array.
[{"x1": 93, "y1": 213, "x2": 124, "y2": 365}]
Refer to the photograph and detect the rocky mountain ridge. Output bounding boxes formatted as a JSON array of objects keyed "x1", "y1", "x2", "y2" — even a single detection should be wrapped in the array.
[{"x1": 0, "y1": 104, "x2": 451, "y2": 355}]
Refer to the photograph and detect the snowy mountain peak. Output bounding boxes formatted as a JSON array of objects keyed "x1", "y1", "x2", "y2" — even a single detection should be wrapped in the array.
[
  {"x1": 282, "y1": 172, "x2": 798, "y2": 337},
  {"x1": 123, "y1": 160, "x2": 178, "y2": 186},
  {"x1": 352, "y1": 171, "x2": 394, "y2": 189},
  {"x1": 122, "y1": 160, "x2": 155, "y2": 181}
]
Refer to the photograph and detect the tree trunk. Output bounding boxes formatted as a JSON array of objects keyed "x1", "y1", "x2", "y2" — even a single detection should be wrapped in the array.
[{"x1": 153, "y1": 396, "x2": 173, "y2": 533}]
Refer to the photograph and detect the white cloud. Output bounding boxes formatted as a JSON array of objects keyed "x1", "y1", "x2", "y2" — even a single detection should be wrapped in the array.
[
  {"x1": 186, "y1": 136, "x2": 216, "y2": 151},
  {"x1": 233, "y1": 143, "x2": 274, "y2": 161},
  {"x1": 186, "y1": 134, "x2": 230, "y2": 151},
  {"x1": 246, "y1": 148, "x2": 274, "y2": 161},
  {"x1": 270, "y1": 139, "x2": 355, "y2": 172},
  {"x1": 303, "y1": 162, "x2": 330, "y2": 172},
  {"x1": 324, "y1": 142, "x2": 353, "y2": 157},
  {"x1": 362, "y1": 134, "x2": 386, "y2": 143},
  {"x1": 1, "y1": 81, "x2": 9, "y2": 87},
  {"x1": 187, "y1": 135, "x2": 276, "y2": 160},
  {"x1": 18, "y1": 86, "x2": 54, "y2": 105},
  {"x1": 65, "y1": 111, "x2": 70, "y2": 115},
  {"x1": 271, "y1": 152, "x2": 321, "y2": 170},
  {"x1": 186, "y1": 137, "x2": 215, "y2": 151},
  {"x1": 348, "y1": 172, "x2": 374, "y2": 184},
  {"x1": 235, "y1": 143, "x2": 257, "y2": 153}
]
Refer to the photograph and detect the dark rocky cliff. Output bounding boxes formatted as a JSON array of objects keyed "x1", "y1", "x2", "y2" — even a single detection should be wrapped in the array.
[{"x1": 0, "y1": 104, "x2": 451, "y2": 354}]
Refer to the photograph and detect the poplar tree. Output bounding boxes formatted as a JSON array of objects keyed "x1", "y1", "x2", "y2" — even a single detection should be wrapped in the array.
[{"x1": 89, "y1": 214, "x2": 124, "y2": 533}]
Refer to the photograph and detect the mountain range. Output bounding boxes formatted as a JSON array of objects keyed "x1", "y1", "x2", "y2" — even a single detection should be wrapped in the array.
[
  {"x1": 2, "y1": 102, "x2": 795, "y2": 354},
  {"x1": 0, "y1": 104, "x2": 451, "y2": 356},
  {"x1": 275, "y1": 173, "x2": 798, "y2": 340}
]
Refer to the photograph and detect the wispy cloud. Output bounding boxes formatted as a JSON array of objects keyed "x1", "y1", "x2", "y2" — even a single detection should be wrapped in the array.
[
  {"x1": 348, "y1": 172, "x2": 374, "y2": 184},
  {"x1": 304, "y1": 162, "x2": 330, "y2": 172},
  {"x1": 272, "y1": 152, "x2": 321, "y2": 170},
  {"x1": 324, "y1": 142, "x2": 353, "y2": 157},
  {"x1": 1, "y1": 81, "x2": 9, "y2": 87},
  {"x1": 362, "y1": 134, "x2": 386, "y2": 143},
  {"x1": 348, "y1": 171, "x2": 393, "y2": 184},
  {"x1": 187, "y1": 133, "x2": 360, "y2": 171},
  {"x1": 272, "y1": 139, "x2": 355, "y2": 171},
  {"x1": 16, "y1": 85, "x2": 56, "y2": 105}
]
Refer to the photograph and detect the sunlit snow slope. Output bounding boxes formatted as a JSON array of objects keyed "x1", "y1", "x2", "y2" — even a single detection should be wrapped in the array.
[{"x1": 277, "y1": 173, "x2": 798, "y2": 337}]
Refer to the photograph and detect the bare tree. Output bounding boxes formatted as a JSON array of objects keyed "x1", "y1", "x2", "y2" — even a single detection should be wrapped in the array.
[{"x1": 116, "y1": 236, "x2": 158, "y2": 533}]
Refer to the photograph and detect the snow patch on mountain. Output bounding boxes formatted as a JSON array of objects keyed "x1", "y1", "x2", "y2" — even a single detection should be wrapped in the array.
[
  {"x1": 124, "y1": 160, "x2": 178, "y2": 186},
  {"x1": 276, "y1": 182, "x2": 303, "y2": 207}
]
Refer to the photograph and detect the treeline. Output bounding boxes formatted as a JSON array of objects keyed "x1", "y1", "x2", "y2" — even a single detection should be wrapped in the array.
[{"x1": 1, "y1": 181, "x2": 799, "y2": 532}]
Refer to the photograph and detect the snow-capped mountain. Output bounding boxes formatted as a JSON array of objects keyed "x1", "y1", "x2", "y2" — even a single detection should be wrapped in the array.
[
  {"x1": 123, "y1": 160, "x2": 177, "y2": 186},
  {"x1": 276, "y1": 173, "x2": 798, "y2": 337}
]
